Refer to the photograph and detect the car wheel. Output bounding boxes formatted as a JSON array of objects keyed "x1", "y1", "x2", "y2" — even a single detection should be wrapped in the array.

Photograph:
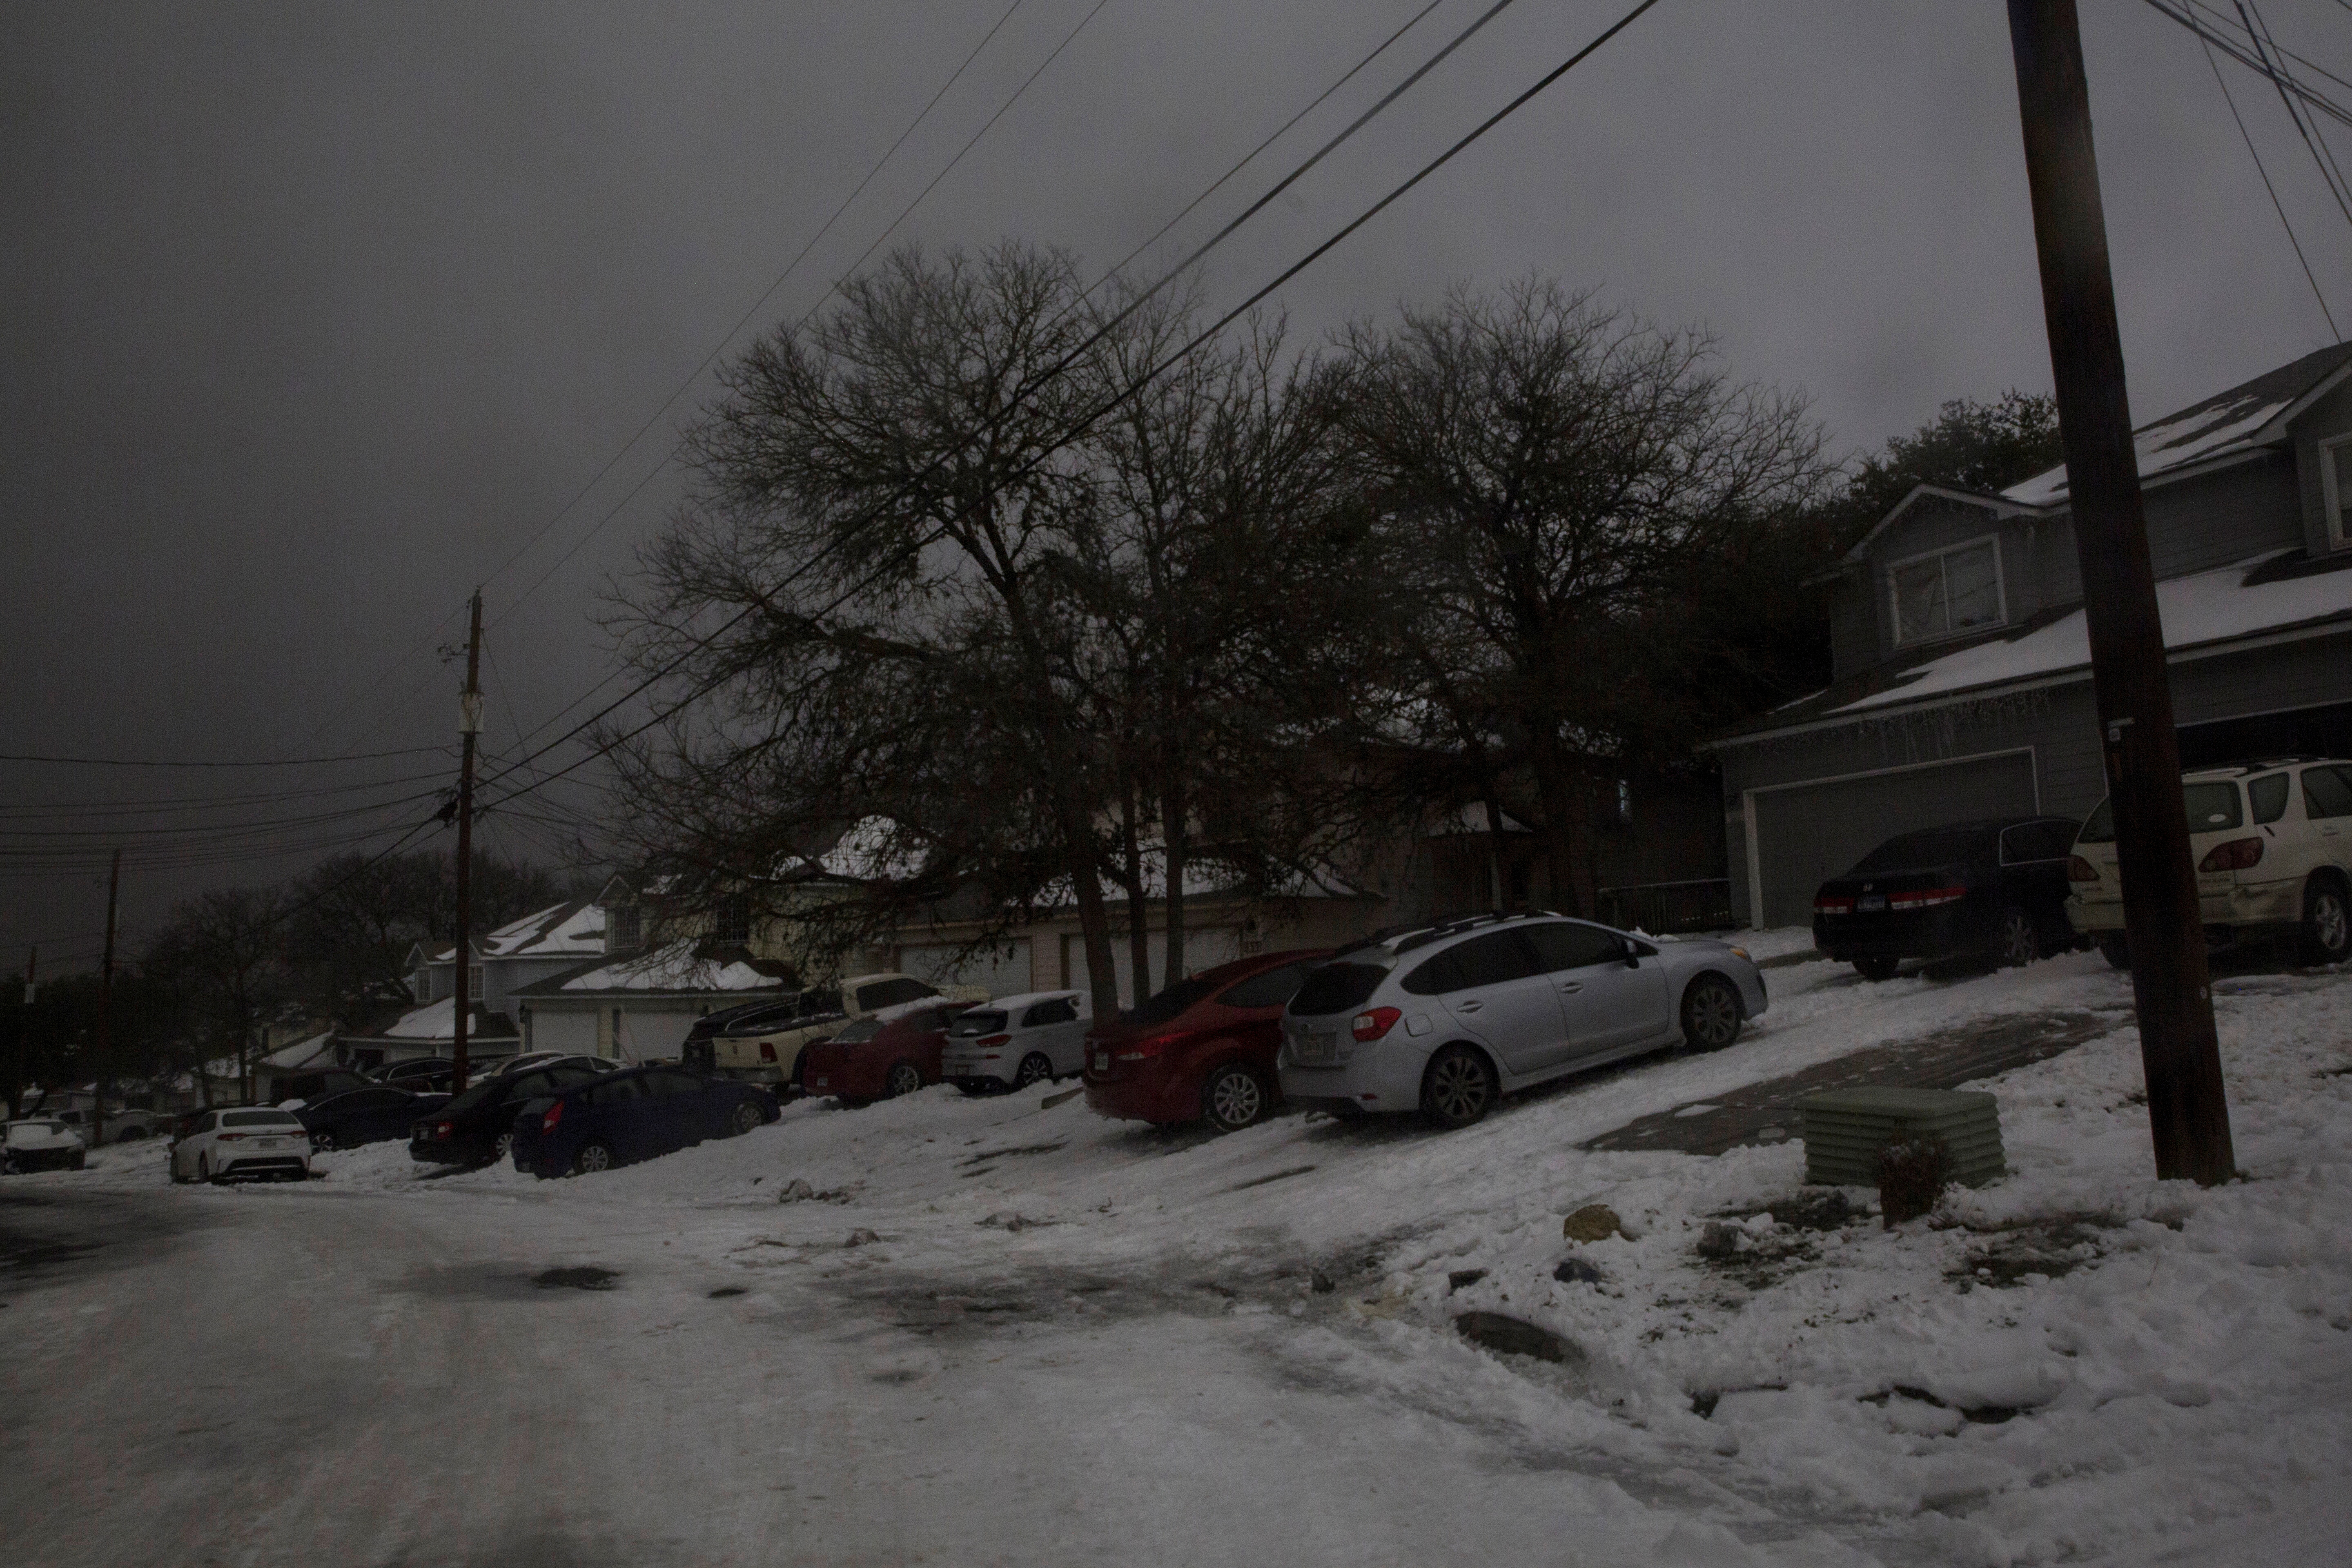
[
  {"x1": 2301, "y1": 877, "x2": 2352, "y2": 966},
  {"x1": 728, "y1": 1101, "x2": 764, "y2": 1137},
  {"x1": 1419, "y1": 1045, "x2": 1498, "y2": 1131},
  {"x1": 1998, "y1": 906, "x2": 2040, "y2": 968},
  {"x1": 1852, "y1": 956, "x2": 1899, "y2": 981},
  {"x1": 493, "y1": 1131, "x2": 514, "y2": 1163},
  {"x1": 1201, "y1": 1063, "x2": 1270, "y2": 1134},
  {"x1": 571, "y1": 1142, "x2": 614, "y2": 1176},
  {"x1": 1680, "y1": 973, "x2": 1744, "y2": 1051},
  {"x1": 884, "y1": 1062, "x2": 925, "y2": 1100},
  {"x1": 1014, "y1": 1052, "x2": 1054, "y2": 1089},
  {"x1": 198, "y1": 1154, "x2": 220, "y2": 1185},
  {"x1": 955, "y1": 1081, "x2": 994, "y2": 1098},
  {"x1": 2096, "y1": 931, "x2": 2131, "y2": 970}
]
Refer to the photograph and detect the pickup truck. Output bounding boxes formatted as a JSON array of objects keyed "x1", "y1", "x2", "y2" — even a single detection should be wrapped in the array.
[{"x1": 682, "y1": 973, "x2": 987, "y2": 1092}]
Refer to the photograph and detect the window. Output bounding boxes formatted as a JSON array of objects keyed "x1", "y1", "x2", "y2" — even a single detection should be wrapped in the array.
[
  {"x1": 2305, "y1": 764, "x2": 2352, "y2": 820},
  {"x1": 610, "y1": 904, "x2": 643, "y2": 950},
  {"x1": 2321, "y1": 433, "x2": 2352, "y2": 551},
  {"x1": 1217, "y1": 965, "x2": 1310, "y2": 1011},
  {"x1": 2249, "y1": 773, "x2": 2292, "y2": 824},
  {"x1": 411, "y1": 971, "x2": 431, "y2": 1004},
  {"x1": 1521, "y1": 922, "x2": 1626, "y2": 972},
  {"x1": 950, "y1": 1009, "x2": 1009, "y2": 1037},
  {"x1": 713, "y1": 894, "x2": 751, "y2": 945},
  {"x1": 647, "y1": 1071, "x2": 704, "y2": 1096},
  {"x1": 1023, "y1": 997, "x2": 1079, "y2": 1027},
  {"x1": 1403, "y1": 931, "x2": 1537, "y2": 996},
  {"x1": 855, "y1": 978, "x2": 934, "y2": 1011},
  {"x1": 467, "y1": 964, "x2": 484, "y2": 1002},
  {"x1": 223, "y1": 1110, "x2": 302, "y2": 1129},
  {"x1": 1889, "y1": 537, "x2": 2005, "y2": 645},
  {"x1": 586, "y1": 1077, "x2": 646, "y2": 1106},
  {"x1": 1130, "y1": 975, "x2": 1222, "y2": 1024},
  {"x1": 1290, "y1": 963, "x2": 1390, "y2": 1016},
  {"x1": 1999, "y1": 821, "x2": 2078, "y2": 864}
]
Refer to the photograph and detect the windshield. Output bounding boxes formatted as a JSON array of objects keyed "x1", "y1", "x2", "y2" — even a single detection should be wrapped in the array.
[
  {"x1": 1288, "y1": 962, "x2": 1390, "y2": 1017},
  {"x1": 7, "y1": 1122, "x2": 67, "y2": 1143},
  {"x1": 949, "y1": 1010, "x2": 1007, "y2": 1037},
  {"x1": 831, "y1": 1019, "x2": 883, "y2": 1045},
  {"x1": 1127, "y1": 976, "x2": 1219, "y2": 1027},
  {"x1": 2078, "y1": 781, "x2": 2244, "y2": 843},
  {"x1": 1849, "y1": 829, "x2": 1991, "y2": 873},
  {"x1": 223, "y1": 1110, "x2": 302, "y2": 1129}
]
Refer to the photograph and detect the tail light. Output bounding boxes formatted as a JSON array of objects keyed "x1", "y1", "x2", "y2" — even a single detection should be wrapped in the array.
[
  {"x1": 2067, "y1": 855, "x2": 2100, "y2": 883},
  {"x1": 2199, "y1": 837, "x2": 2264, "y2": 873},
  {"x1": 977, "y1": 1034, "x2": 1011, "y2": 1048},
  {"x1": 216, "y1": 1132, "x2": 245, "y2": 1143},
  {"x1": 1116, "y1": 1034, "x2": 1178, "y2": 1062},
  {"x1": 1351, "y1": 1007, "x2": 1403, "y2": 1042},
  {"x1": 540, "y1": 1100, "x2": 565, "y2": 1135},
  {"x1": 431, "y1": 1121, "x2": 454, "y2": 1140},
  {"x1": 1888, "y1": 886, "x2": 1966, "y2": 910},
  {"x1": 759, "y1": 1042, "x2": 777, "y2": 1063},
  {"x1": 1813, "y1": 895, "x2": 1855, "y2": 915}
]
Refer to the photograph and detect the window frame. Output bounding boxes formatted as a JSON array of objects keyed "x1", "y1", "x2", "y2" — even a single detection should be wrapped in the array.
[
  {"x1": 1885, "y1": 533, "x2": 2008, "y2": 648},
  {"x1": 2319, "y1": 432, "x2": 2352, "y2": 552},
  {"x1": 466, "y1": 963, "x2": 485, "y2": 1002}
]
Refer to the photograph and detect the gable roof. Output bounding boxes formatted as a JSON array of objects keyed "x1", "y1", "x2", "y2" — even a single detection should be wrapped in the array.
[
  {"x1": 2002, "y1": 341, "x2": 2352, "y2": 507},
  {"x1": 510, "y1": 940, "x2": 798, "y2": 1000},
  {"x1": 1835, "y1": 483, "x2": 2024, "y2": 569},
  {"x1": 417, "y1": 898, "x2": 606, "y2": 965}
]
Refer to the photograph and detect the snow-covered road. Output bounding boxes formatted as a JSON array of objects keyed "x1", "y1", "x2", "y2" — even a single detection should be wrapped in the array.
[{"x1": 5, "y1": 942, "x2": 2348, "y2": 1566}]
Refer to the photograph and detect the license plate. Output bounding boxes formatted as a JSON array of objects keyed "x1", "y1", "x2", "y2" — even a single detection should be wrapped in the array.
[
  {"x1": 1093, "y1": 1052, "x2": 1109, "y2": 1072},
  {"x1": 1294, "y1": 1031, "x2": 1336, "y2": 1064},
  {"x1": 1857, "y1": 895, "x2": 1887, "y2": 912},
  {"x1": 811, "y1": 1076, "x2": 828, "y2": 1089},
  {"x1": 261, "y1": 1138, "x2": 283, "y2": 1149}
]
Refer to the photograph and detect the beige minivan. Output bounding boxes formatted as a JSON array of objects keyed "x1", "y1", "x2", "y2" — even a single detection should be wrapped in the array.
[{"x1": 2067, "y1": 758, "x2": 2352, "y2": 967}]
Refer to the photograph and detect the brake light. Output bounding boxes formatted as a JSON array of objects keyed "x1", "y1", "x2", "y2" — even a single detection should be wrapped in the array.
[
  {"x1": 432, "y1": 1121, "x2": 453, "y2": 1140},
  {"x1": 977, "y1": 1034, "x2": 1011, "y2": 1048},
  {"x1": 1351, "y1": 1007, "x2": 1402, "y2": 1042},
  {"x1": 759, "y1": 1042, "x2": 777, "y2": 1063},
  {"x1": 216, "y1": 1132, "x2": 245, "y2": 1142},
  {"x1": 1887, "y1": 886, "x2": 1966, "y2": 910},
  {"x1": 1813, "y1": 895, "x2": 1855, "y2": 915},
  {"x1": 2198, "y1": 837, "x2": 2264, "y2": 873},
  {"x1": 540, "y1": 1100, "x2": 565, "y2": 1135},
  {"x1": 2067, "y1": 855, "x2": 2100, "y2": 883}
]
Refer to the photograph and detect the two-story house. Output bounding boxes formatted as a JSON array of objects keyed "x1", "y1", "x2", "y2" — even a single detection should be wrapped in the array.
[
  {"x1": 335, "y1": 899, "x2": 607, "y2": 1071},
  {"x1": 1708, "y1": 343, "x2": 2352, "y2": 929}
]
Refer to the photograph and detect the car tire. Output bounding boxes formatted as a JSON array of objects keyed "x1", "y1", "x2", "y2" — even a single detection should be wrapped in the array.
[
  {"x1": 493, "y1": 1131, "x2": 514, "y2": 1164},
  {"x1": 571, "y1": 1143, "x2": 614, "y2": 1176},
  {"x1": 198, "y1": 1154, "x2": 220, "y2": 1185},
  {"x1": 1419, "y1": 1045, "x2": 1498, "y2": 1131},
  {"x1": 1998, "y1": 906, "x2": 2040, "y2": 968},
  {"x1": 1014, "y1": 1052, "x2": 1054, "y2": 1089},
  {"x1": 2300, "y1": 876, "x2": 2352, "y2": 967},
  {"x1": 2096, "y1": 931, "x2": 2131, "y2": 970},
  {"x1": 955, "y1": 1081, "x2": 994, "y2": 1098},
  {"x1": 728, "y1": 1101, "x2": 764, "y2": 1137},
  {"x1": 1201, "y1": 1063, "x2": 1270, "y2": 1134},
  {"x1": 884, "y1": 1062, "x2": 925, "y2": 1100},
  {"x1": 1852, "y1": 956, "x2": 1900, "y2": 981},
  {"x1": 1680, "y1": 973, "x2": 1744, "y2": 1051}
]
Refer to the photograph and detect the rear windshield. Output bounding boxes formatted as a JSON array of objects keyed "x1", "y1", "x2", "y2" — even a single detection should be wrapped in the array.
[
  {"x1": 831, "y1": 1019, "x2": 883, "y2": 1045},
  {"x1": 7, "y1": 1123, "x2": 67, "y2": 1142},
  {"x1": 1849, "y1": 829, "x2": 1992, "y2": 873},
  {"x1": 223, "y1": 1110, "x2": 302, "y2": 1128},
  {"x1": 1127, "y1": 976, "x2": 1220, "y2": 1027},
  {"x1": 1287, "y1": 963, "x2": 1389, "y2": 1017},
  {"x1": 2078, "y1": 781, "x2": 2243, "y2": 843},
  {"x1": 949, "y1": 1010, "x2": 1007, "y2": 1037}
]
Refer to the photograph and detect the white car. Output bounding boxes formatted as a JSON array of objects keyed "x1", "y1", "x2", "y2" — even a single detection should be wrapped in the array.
[
  {"x1": 2, "y1": 1119, "x2": 87, "y2": 1174},
  {"x1": 940, "y1": 990, "x2": 1092, "y2": 1092},
  {"x1": 168, "y1": 1107, "x2": 313, "y2": 1184}
]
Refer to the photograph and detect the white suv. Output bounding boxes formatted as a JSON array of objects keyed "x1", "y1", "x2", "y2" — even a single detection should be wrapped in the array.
[
  {"x1": 940, "y1": 991, "x2": 1091, "y2": 1092},
  {"x1": 2066, "y1": 758, "x2": 2352, "y2": 967}
]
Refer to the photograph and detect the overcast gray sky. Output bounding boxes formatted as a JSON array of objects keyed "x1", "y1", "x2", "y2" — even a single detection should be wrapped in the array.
[{"x1": 5, "y1": 0, "x2": 2348, "y2": 966}]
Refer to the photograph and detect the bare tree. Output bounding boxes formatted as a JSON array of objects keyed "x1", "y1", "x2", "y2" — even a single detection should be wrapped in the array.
[
  {"x1": 1338, "y1": 280, "x2": 1830, "y2": 913},
  {"x1": 144, "y1": 887, "x2": 291, "y2": 1103}
]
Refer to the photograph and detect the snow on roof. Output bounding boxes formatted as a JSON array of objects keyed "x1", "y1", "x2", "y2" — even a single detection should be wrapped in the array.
[
  {"x1": 385, "y1": 998, "x2": 460, "y2": 1038},
  {"x1": 815, "y1": 816, "x2": 928, "y2": 883},
  {"x1": 480, "y1": 899, "x2": 606, "y2": 958},
  {"x1": 258, "y1": 1031, "x2": 337, "y2": 1069},
  {"x1": 551, "y1": 939, "x2": 789, "y2": 995},
  {"x1": 1832, "y1": 550, "x2": 2352, "y2": 714},
  {"x1": 2002, "y1": 342, "x2": 2352, "y2": 507},
  {"x1": 1426, "y1": 803, "x2": 1532, "y2": 836}
]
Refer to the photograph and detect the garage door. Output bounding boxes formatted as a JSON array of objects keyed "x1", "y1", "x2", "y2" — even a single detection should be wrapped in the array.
[
  {"x1": 1063, "y1": 927, "x2": 1241, "y2": 1011},
  {"x1": 897, "y1": 939, "x2": 1032, "y2": 1001},
  {"x1": 612, "y1": 1007, "x2": 698, "y2": 1063},
  {"x1": 527, "y1": 1009, "x2": 598, "y2": 1057},
  {"x1": 1750, "y1": 752, "x2": 2038, "y2": 929}
]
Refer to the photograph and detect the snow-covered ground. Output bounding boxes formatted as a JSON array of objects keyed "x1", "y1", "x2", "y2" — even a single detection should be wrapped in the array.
[{"x1": 11, "y1": 938, "x2": 2348, "y2": 1565}]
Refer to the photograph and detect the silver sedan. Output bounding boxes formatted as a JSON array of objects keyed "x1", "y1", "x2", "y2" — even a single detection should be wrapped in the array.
[{"x1": 1277, "y1": 913, "x2": 1767, "y2": 1130}]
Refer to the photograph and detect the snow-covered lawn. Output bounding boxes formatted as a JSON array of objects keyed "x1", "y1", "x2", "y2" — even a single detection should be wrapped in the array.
[{"x1": 38, "y1": 944, "x2": 2350, "y2": 1565}]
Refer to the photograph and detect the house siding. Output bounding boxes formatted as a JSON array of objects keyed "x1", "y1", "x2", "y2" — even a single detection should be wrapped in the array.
[
  {"x1": 2292, "y1": 374, "x2": 2352, "y2": 555},
  {"x1": 2138, "y1": 454, "x2": 2304, "y2": 579}
]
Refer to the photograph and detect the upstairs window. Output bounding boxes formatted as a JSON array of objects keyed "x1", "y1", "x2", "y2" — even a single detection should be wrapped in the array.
[
  {"x1": 1889, "y1": 537, "x2": 2005, "y2": 646},
  {"x1": 467, "y1": 963, "x2": 485, "y2": 1002},
  {"x1": 2322, "y1": 433, "x2": 2352, "y2": 551},
  {"x1": 713, "y1": 893, "x2": 751, "y2": 945},
  {"x1": 610, "y1": 904, "x2": 642, "y2": 950}
]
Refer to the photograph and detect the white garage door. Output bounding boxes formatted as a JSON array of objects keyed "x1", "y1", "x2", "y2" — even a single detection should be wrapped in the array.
[
  {"x1": 613, "y1": 1007, "x2": 699, "y2": 1063},
  {"x1": 1063, "y1": 927, "x2": 1241, "y2": 1010},
  {"x1": 1750, "y1": 751, "x2": 2039, "y2": 929},
  {"x1": 528, "y1": 1009, "x2": 598, "y2": 1056},
  {"x1": 897, "y1": 939, "x2": 1033, "y2": 1001}
]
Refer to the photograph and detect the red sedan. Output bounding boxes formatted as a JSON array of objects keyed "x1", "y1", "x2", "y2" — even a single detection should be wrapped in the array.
[
  {"x1": 1082, "y1": 949, "x2": 1331, "y2": 1133},
  {"x1": 800, "y1": 1001, "x2": 972, "y2": 1105}
]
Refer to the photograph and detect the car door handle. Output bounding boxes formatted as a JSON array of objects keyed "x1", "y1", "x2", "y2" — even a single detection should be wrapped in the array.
[
  {"x1": 1557, "y1": 982, "x2": 1583, "y2": 994},
  {"x1": 1454, "y1": 999, "x2": 1483, "y2": 1013}
]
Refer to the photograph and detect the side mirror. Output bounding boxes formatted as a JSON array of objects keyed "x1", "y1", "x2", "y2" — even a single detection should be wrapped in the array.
[{"x1": 1621, "y1": 941, "x2": 1642, "y2": 969}]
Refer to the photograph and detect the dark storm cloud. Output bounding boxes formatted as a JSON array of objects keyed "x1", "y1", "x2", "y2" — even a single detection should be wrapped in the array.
[{"x1": 4, "y1": 0, "x2": 2345, "y2": 958}]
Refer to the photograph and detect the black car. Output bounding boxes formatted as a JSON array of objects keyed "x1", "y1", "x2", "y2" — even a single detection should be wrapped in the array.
[
  {"x1": 296, "y1": 1085, "x2": 450, "y2": 1150},
  {"x1": 508, "y1": 1065, "x2": 779, "y2": 1178},
  {"x1": 1812, "y1": 816, "x2": 2082, "y2": 980},
  {"x1": 376, "y1": 1058, "x2": 455, "y2": 1093},
  {"x1": 408, "y1": 1058, "x2": 607, "y2": 1166}
]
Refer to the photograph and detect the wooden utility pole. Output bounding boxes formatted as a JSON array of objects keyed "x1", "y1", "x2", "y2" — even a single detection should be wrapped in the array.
[
  {"x1": 2005, "y1": 0, "x2": 2234, "y2": 1184},
  {"x1": 451, "y1": 590, "x2": 484, "y2": 1091},
  {"x1": 12, "y1": 947, "x2": 32, "y2": 1120},
  {"x1": 94, "y1": 849, "x2": 121, "y2": 1146}
]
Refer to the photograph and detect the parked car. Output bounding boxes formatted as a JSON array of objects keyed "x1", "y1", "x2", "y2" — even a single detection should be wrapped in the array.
[
  {"x1": 409, "y1": 1058, "x2": 609, "y2": 1166},
  {"x1": 1082, "y1": 950, "x2": 1332, "y2": 1133},
  {"x1": 509, "y1": 1065, "x2": 779, "y2": 1177},
  {"x1": 1812, "y1": 816, "x2": 2083, "y2": 980},
  {"x1": 48, "y1": 1106, "x2": 160, "y2": 1143},
  {"x1": 1278, "y1": 912, "x2": 1766, "y2": 1131},
  {"x1": 2, "y1": 1119, "x2": 87, "y2": 1174},
  {"x1": 940, "y1": 991, "x2": 1092, "y2": 1092},
  {"x1": 269, "y1": 1069, "x2": 373, "y2": 1106},
  {"x1": 168, "y1": 1107, "x2": 312, "y2": 1183},
  {"x1": 2068, "y1": 757, "x2": 2352, "y2": 967},
  {"x1": 295, "y1": 1085, "x2": 451, "y2": 1150},
  {"x1": 800, "y1": 1000, "x2": 976, "y2": 1105},
  {"x1": 375, "y1": 1058, "x2": 455, "y2": 1092},
  {"x1": 687, "y1": 975, "x2": 984, "y2": 1092}
]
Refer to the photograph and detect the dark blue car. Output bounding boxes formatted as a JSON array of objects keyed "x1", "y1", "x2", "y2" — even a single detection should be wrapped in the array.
[
  {"x1": 295, "y1": 1085, "x2": 451, "y2": 1151},
  {"x1": 510, "y1": 1065, "x2": 778, "y2": 1178}
]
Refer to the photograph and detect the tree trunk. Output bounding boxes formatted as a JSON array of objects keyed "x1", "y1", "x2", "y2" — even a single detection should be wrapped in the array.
[
  {"x1": 1526, "y1": 726, "x2": 1588, "y2": 918},
  {"x1": 1160, "y1": 768, "x2": 1188, "y2": 988},
  {"x1": 1119, "y1": 777, "x2": 1152, "y2": 1006}
]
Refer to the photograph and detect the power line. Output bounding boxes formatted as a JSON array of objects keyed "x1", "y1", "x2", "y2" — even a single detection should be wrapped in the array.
[
  {"x1": 2235, "y1": 0, "x2": 2352, "y2": 232},
  {"x1": 2141, "y1": 0, "x2": 2352, "y2": 130},
  {"x1": 2201, "y1": 34, "x2": 2341, "y2": 335},
  {"x1": 0, "y1": 745, "x2": 454, "y2": 769}
]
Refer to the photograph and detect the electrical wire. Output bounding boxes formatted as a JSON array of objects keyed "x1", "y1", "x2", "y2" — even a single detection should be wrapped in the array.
[
  {"x1": 2141, "y1": 0, "x2": 2352, "y2": 130},
  {"x1": 0, "y1": 745, "x2": 454, "y2": 769},
  {"x1": 2235, "y1": 0, "x2": 2352, "y2": 231},
  {"x1": 2201, "y1": 34, "x2": 2341, "y2": 335}
]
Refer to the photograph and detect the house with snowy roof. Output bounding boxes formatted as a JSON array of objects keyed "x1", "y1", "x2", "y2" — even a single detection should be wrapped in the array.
[
  {"x1": 1710, "y1": 342, "x2": 2352, "y2": 928},
  {"x1": 334, "y1": 898, "x2": 607, "y2": 1071}
]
